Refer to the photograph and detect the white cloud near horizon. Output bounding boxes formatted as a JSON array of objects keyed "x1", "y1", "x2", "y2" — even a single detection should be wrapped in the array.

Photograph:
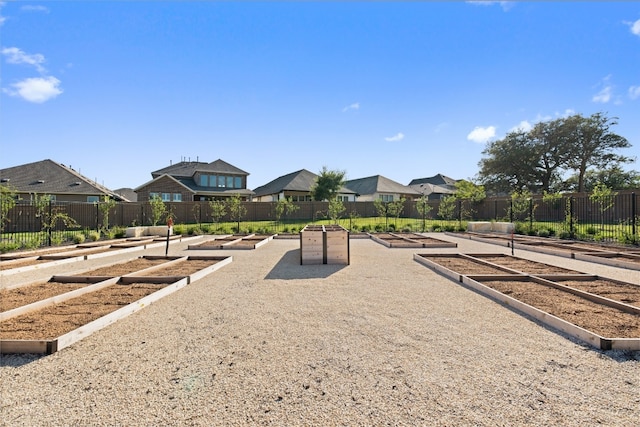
[
  {"x1": 3, "y1": 76, "x2": 63, "y2": 103},
  {"x1": 385, "y1": 132, "x2": 405, "y2": 142},
  {"x1": 466, "y1": 1, "x2": 514, "y2": 11},
  {"x1": 342, "y1": 102, "x2": 359, "y2": 112},
  {"x1": 629, "y1": 86, "x2": 640, "y2": 100},
  {"x1": 467, "y1": 126, "x2": 496, "y2": 143}
]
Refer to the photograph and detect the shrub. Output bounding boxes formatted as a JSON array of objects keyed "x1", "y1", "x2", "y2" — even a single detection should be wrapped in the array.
[
  {"x1": 401, "y1": 226, "x2": 412, "y2": 232},
  {"x1": 0, "y1": 241, "x2": 20, "y2": 253},
  {"x1": 360, "y1": 224, "x2": 371, "y2": 232},
  {"x1": 443, "y1": 225, "x2": 456, "y2": 232},
  {"x1": 431, "y1": 224, "x2": 442, "y2": 232},
  {"x1": 558, "y1": 230, "x2": 572, "y2": 240},
  {"x1": 73, "y1": 233, "x2": 86, "y2": 244},
  {"x1": 374, "y1": 224, "x2": 384, "y2": 232},
  {"x1": 113, "y1": 227, "x2": 126, "y2": 238},
  {"x1": 86, "y1": 231, "x2": 101, "y2": 242},
  {"x1": 585, "y1": 226, "x2": 597, "y2": 235},
  {"x1": 537, "y1": 229, "x2": 550, "y2": 238}
]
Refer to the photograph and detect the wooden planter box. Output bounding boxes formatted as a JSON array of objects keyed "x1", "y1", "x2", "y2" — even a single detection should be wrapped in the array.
[{"x1": 300, "y1": 225, "x2": 349, "y2": 265}]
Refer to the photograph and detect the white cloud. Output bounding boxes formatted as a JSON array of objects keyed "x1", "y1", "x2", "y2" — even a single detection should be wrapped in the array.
[
  {"x1": 342, "y1": 102, "x2": 359, "y2": 112},
  {"x1": 466, "y1": 1, "x2": 514, "y2": 11},
  {"x1": 434, "y1": 122, "x2": 450, "y2": 133},
  {"x1": 509, "y1": 120, "x2": 532, "y2": 133},
  {"x1": 629, "y1": 86, "x2": 640, "y2": 100},
  {"x1": 592, "y1": 75, "x2": 613, "y2": 103},
  {"x1": 2, "y1": 47, "x2": 46, "y2": 73},
  {"x1": 3, "y1": 76, "x2": 63, "y2": 103},
  {"x1": 21, "y1": 5, "x2": 50, "y2": 13},
  {"x1": 385, "y1": 132, "x2": 405, "y2": 142},
  {"x1": 0, "y1": 2, "x2": 7, "y2": 26},
  {"x1": 467, "y1": 126, "x2": 496, "y2": 143},
  {"x1": 627, "y1": 19, "x2": 640, "y2": 36}
]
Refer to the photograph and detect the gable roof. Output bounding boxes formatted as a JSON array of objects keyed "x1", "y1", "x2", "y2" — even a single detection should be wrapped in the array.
[
  {"x1": 409, "y1": 174, "x2": 458, "y2": 186},
  {"x1": 0, "y1": 159, "x2": 127, "y2": 200},
  {"x1": 252, "y1": 169, "x2": 318, "y2": 196},
  {"x1": 151, "y1": 158, "x2": 249, "y2": 179},
  {"x1": 345, "y1": 175, "x2": 421, "y2": 196}
]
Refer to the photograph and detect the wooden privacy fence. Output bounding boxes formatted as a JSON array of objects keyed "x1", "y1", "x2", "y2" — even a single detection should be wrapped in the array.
[{"x1": 1, "y1": 192, "x2": 638, "y2": 246}]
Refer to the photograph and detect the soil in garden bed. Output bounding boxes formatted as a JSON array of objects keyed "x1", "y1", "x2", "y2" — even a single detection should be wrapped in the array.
[
  {"x1": 0, "y1": 282, "x2": 168, "y2": 340},
  {"x1": 0, "y1": 282, "x2": 88, "y2": 312},
  {"x1": 470, "y1": 255, "x2": 580, "y2": 275},
  {"x1": 418, "y1": 255, "x2": 514, "y2": 275},
  {"x1": 74, "y1": 257, "x2": 170, "y2": 277},
  {"x1": 553, "y1": 279, "x2": 640, "y2": 308},
  {"x1": 133, "y1": 259, "x2": 219, "y2": 277},
  {"x1": 478, "y1": 279, "x2": 640, "y2": 338}
]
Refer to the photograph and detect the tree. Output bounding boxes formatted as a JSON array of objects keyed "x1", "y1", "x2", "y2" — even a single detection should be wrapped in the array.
[
  {"x1": 149, "y1": 195, "x2": 168, "y2": 226},
  {"x1": 386, "y1": 196, "x2": 406, "y2": 229},
  {"x1": 310, "y1": 166, "x2": 346, "y2": 201},
  {"x1": 225, "y1": 194, "x2": 246, "y2": 233},
  {"x1": 275, "y1": 198, "x2": 299, "y2": 229},
  {"x1": 564, "y1": 113, "x2": 632, "y2": 193},
  {"x1": 33, "y1": 193, "x2": 79, "y2": 246},
  {"x1": 589, "y1": 182, "x2": 617, "y2": 230},
  {"x1": 209, "y1": 199, "x2": 227, "y2": 229},
  {"x1": 0, "y1": 184, "x2": 17, "y2": 233},
  {"x1": 327, "y1": 198, "x2": 346, "y2": 223},
  {"x1": 454, "y1": 180, "x2": 486, "y2": 220},
  {"x1": 438, "y1": 195, "x2": 457, "y2": 221},
  {"x1": 564, "y1": 166, "x2": 640, "y2": 192},
  {"x1": 98, "y1": 195, "x2": 117, "y2": 234},
  {"x1": 415, "y1": 195, "x2": 433, "y2": 232}
]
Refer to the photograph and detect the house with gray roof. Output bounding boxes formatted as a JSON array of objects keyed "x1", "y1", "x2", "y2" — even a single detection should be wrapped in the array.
[
  {"x1": 135, "y1": 158, "x2": 254, "y2": 202},
  {"x1": 252, "y1": 169, "x2": 356, "y2": 202},
  {"x1": 408, "y1": 174, "x2": 458, "y2": 200},
  {"x1": 345, "y1": 175, "x2": 421, "y2": 202},
  {"x1": 0, "y1": 159, "x2": 129, "y2": 202}
]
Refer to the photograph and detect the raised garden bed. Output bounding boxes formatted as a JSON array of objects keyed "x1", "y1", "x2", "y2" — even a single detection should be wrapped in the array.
[
  {"x1": 0, "y1": 255, "x2": 232, "y2": 354},
  {"x1": 415, "y1": 252, "x2": 640, "y2": 350},
  {"x1": 300, "y1": 225, "x2": 349, "y2": 265},
  {"x1": 369, "y1": 232, "x2": 457, "y2": 249}
]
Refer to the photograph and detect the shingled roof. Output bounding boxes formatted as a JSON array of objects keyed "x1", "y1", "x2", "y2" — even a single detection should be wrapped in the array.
[
  {"x1": 151, "y1": 159, "x2": 249, "y2": 179},
  {"x1": 0, "y1": 159, "x2": 127, "y2": 201},
  {"x1": 345, "y1": 175, "x2": 421, "y2": 197},
  {"x1": 252, "y1": 169, "x2": 319, "y2": 197}
]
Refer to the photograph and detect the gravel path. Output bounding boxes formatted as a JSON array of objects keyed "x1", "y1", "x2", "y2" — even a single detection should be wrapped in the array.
[{"x1": 1, "y1": 234, "x2": 639, "y2": 426}]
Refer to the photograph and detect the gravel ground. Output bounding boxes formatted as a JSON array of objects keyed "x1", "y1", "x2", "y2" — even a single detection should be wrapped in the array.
[{"x1": 1, "y1": 234, "x2": 639, "y2": 426}]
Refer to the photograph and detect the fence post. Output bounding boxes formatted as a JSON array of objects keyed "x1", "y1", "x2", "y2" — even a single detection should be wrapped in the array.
[
  {"x1": 509, "y1": 198, "x2": 513, "y2": 223},
  {"x1": 570, "y1": 197, "x2": 575, "y2": 239},
  {"x1": 96, "y1": 202, "x2": 100, "y2": 232},
  {"x1": 48, "y1": 198, "x2": 52, "y2": 247},
  {"x1": 632, "y1": 192, "x2": 637, "y2": 239},
  {"x1": 528, "y1": 198, "x2": 533, "y2": 233}
]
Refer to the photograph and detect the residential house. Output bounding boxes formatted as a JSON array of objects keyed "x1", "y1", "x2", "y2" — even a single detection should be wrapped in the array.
[
  {"x1": 135, "y1": 158, "x2": 254, "y2": 202},
  {"x1": 345, "y1": 175, "x2": 421, "y2": 202},
  {"x1": 252, "y1": 169, "x2": 357, "y2": 202},
  {"x1": 0, "y1": 159, "x2": 129, "y2": 202},
  {"x1": 408, "y1": 174, "x2": 458, "y2": 200}
]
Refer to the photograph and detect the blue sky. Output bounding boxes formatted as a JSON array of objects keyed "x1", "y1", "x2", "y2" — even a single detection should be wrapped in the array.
[{"x1": 1, "y1": 1, "x2": 639, "y2": 191}]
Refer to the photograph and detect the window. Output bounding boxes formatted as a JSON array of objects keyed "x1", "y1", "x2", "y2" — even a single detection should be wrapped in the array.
[
  {"x1": 227, "y1": 176, "x2": 234, "y2": 188},
  {"x1": 150, "y1": 192, "x2": 160, "y2": 200},
  {"x1": 234, "y1": 177, "x2": 242, "y2": 188},
  {"x1": 173, "y1": 193, "x2": 182, "y2": 202},
  {"x1": 87, "y1": 196, "x2": 99, "y2": 203},
  {"x1": 337, "y1": 195, "x2": 349, "y2": 202},
  {"x1": 218, "y1": 176, "x2": 226, "y2": 187},
  {"x1": 162, "y1": 193, "x2": 171, "y2": 202},
  {"x1": 200, "y1": 175, "x2": 208, "y2": 186},
  {"x1": 379, "y1": 195, "x2": 394, "y2": 202}
]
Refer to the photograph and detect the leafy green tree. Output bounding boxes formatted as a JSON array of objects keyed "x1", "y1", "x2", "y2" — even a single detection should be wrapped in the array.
[
  {"x1": 386, "y1": 196, "x2": 406, "y2": 229},
  {"x1": 98, "y1": 195, "x2": 117, "y2": 234},
  {"x1": 149, "y1": 195, "x2": 168, "y2": 226},
  {"x1": 437, "y1": 195, "x2": 457, "y2": 221},
  {"x1": 563, "y1": 113, "x2": 632, "y2": 193},
  {"x1": 209, "y1": 199, "x2": 227, "y2": 229},
  {"x1": 589, "y1": 182, "x2": 617, "y2": 230},
  {"x1": 327, "y1": 198, "x2": 346, "y2": 223},
  {"x1": 225, "y1": 194, "x2": 247, "y2": 233},
  {"x1": 310, "y1": 166, "x2": 346, "y2": 201},
  {"x1": 454, "y1": 180, "x2": 486, "y2": 220},
  {"x1": 0, "y1": 184, "x2": 17, "y2": 233},
  {"x1": 564, "y1": 166, "x2": 640, "y2": 192},
  {"x1": 33, "y1": 193, "x2": 80, "y2": 245},
  {"x1": 416, "y1": 195, "x2": 433, "y2": 232},
  {"x1": 275, "y1": 198, "x2": 299, "y2": 229}
]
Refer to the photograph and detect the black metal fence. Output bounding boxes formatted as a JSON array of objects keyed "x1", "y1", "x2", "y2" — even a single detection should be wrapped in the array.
[{"x1": 1, "y1": 192, "x2": 638, "y2": 250}]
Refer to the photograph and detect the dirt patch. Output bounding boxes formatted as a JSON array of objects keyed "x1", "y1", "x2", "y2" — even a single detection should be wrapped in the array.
[
  {"x1": 554, "y1": 279, "x2": 640, "y2": 307},
  {"x1": 419, "y1": 255, "x2": 518, "y2": 275},
  {"x1": 478, "y1": 279, "x2": 640, "y2": 338},
  {"x1": 134, "y1": 259, "x2": 218, "y2": 276},
  {"x1": 471, "y1": 255, "x2": 578, "y2": 274},
  {"x1": 0, "y1": 283, "x2": 168, "y2": 340},
  {"x1": 74, "y1": 258, "x2": 169, "y2": 277},
  {"x1": 0, "y1": 282, "x2": 88, "y2": 312}
]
